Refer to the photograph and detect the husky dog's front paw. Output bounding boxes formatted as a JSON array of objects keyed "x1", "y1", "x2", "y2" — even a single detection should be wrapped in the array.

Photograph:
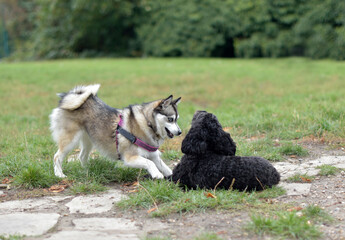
[
  {"x1": 54, "y1": 166, "x2": 66, "y2": 178},
  {"x1": 55, "y1": 172, "x2": 67, "y2": 178},
  {"x1": 162, "y1": 168, "x2": 173, "y2": 177},
  {"x1": 151, "y1": 171, "x2": 164, "y2": 179}
]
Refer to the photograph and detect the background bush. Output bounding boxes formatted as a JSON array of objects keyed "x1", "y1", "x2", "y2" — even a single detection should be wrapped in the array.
[{"x1": 1, "y1": 0, "x2": 344, "y2": 60}]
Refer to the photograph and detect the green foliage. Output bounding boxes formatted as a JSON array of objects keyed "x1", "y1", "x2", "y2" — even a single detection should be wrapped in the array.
[
  {"x1": 30, "y1": 0, "x2": 143, "y2": 59},
  {"x1": 138, "y1": 0, "x2": 238, "y2": 57},
  {"x1": 5, "y1": 0, "x2": 345, "y2": 59}
]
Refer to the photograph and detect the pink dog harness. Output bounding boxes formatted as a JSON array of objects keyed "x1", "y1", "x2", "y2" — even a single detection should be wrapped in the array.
[{"x1": 115, "y1": 114, "x2": 158, "y2": 159}]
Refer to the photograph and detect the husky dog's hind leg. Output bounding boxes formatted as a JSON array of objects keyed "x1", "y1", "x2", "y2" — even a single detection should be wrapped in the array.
[
  {"x1": 78, "y1": 131, "x2": 93, "y2": 167},
  {"x1": 51, "y1": 120, "x2": 83, "y2": 178}
]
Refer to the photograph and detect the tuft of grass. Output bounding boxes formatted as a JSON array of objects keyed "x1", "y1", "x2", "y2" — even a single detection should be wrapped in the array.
[
  {"x1": 246, "y1": 211, "x2": 322, "y2": 239},
  {"x1": 118, "y1": 179, "x2": 182, "y2": 210},
  {"x1": 254, "y1": 186, "x2": 286, "y2": 198},
  {"x1": 316, "y1": 164, "x2": 341, "y2": 176},
  {"x1": 64, "y1": 157, "x2": 142, "y2": 180},
  {"x1": 85, "y1": 158, "x2": 142, "y2": 184},
  {"x1": 0, "y1": 235, "x2": 25, "y2": 240},
  {"x1": 62, "y1": 158, "x2": 144, "y2": 194},
  {"x1": 162, "y1": 150, "x2": 183, "y2": 161},
  {"x1": 14, "y1": 162, "x2": 60, "y2": 189},
  {"x1": 287, "y1": 173, "x2": 315, "y2": 183},
  {"x1": 278, "y1": 142, "x2": 308, "y2": 157},
  {"x1": 302, "y1": 205, "x2": 333, "y2": 223},
  {"x1": 118, "y1": 180, "x2": 286, "y2": 217},
  {"x1": 236, "y1": 139, "x2": 308, "y2": 162},
  {"x1": 194, "y1": 232, "x2": 224, "y2": 240},
  {"x1": 236, "y1": 138, "x2": 283, "y2": 162},
  {"x1": 69, "y1": 181, "x2": 107, "y2": 195}
]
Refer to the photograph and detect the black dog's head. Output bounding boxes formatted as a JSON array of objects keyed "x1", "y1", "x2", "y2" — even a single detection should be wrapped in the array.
[{"x1": 181, "y1": 111, "x2": 236, "y2": 156}]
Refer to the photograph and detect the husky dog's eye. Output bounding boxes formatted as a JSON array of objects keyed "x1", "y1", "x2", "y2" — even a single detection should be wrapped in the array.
[{"x1": 168, "y1": 117, "x2": 174, "y2": 123}]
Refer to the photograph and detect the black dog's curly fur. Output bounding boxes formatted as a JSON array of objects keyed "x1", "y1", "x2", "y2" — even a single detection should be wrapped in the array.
[{"x1": 172, "y1": 111, "x2": 280, "y2": 191}]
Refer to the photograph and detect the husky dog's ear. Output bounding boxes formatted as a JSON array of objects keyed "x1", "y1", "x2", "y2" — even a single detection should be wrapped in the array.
[
  {"x1": 159, "y1": 95, "x2": 173, "y2": 109},
  {"x1": 172, "y1": 97, "x2": 181, "y2": 105}
]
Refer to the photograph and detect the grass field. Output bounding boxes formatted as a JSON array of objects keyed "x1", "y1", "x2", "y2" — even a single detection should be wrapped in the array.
[
  {"x1": 1, "y1": 58, "x2": 345, "y2": 185},
  {"x1": 1, "y1": 57, "x2": 344, "y2": 239}
]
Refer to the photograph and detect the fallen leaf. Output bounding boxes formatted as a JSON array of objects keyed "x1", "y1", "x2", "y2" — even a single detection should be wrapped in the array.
[
  {"x1": 59, "y1": 179, "x2": 73, "y2": 186},
  {"x1": 290, "y1": 155, "x2": 297, "y2": 158},
  {"x1": 123, "y1": 181, "x2": 139, "y2": 187},
  {"x1": 128, "y1": 189, "x2": 139, "y2": 193},
  {"x1": 204, "y1": 192, "x2": 217, "y2": 199},
  {"x1": 287, "y1": 206, "x2": 303, "y2": 212},
  {"x1": 223, "y1": 127, "x2": 232, "y2": 132},
  {"x1": 300, "y1": 176, "x2": 312, "y2": 182},
  {"x1": 48, "y1": 184, "x2": 66, "y2": 193},
  {"x1": 2, "y1": 177, "x2": 13, "y2": 184},
  {"x1": 147, "y1": 207, "x2": 157, "y2": 213}
]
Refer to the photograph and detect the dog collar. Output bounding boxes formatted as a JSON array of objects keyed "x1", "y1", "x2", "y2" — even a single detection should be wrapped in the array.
[{"x1": 115, "y1": 114, "x2": 159, "y2": 154}]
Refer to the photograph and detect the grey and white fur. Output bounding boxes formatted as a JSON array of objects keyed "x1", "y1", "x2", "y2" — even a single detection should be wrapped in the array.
[{"x1": 50, "y1": 84, "x2": 181, "y2": 179}]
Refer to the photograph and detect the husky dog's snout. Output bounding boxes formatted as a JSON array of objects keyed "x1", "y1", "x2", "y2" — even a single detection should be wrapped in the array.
[{"x1": 165, "y1": 124, "x2": 182, "y2": 138}]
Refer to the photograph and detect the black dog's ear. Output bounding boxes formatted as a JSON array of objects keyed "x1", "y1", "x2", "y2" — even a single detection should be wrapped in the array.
[
  {"x1": 181, "y1": 125, "x2": 207, "y2": 155},
  {"x1": 203, "y1": 114, "x2": 237, "y2": 156},
  {"x1": 211, "y1": 131, "x2": 236, "y2": 155}
]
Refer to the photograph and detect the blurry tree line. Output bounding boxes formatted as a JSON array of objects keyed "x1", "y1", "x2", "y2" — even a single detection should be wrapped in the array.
[{"x1": 1, "y1": 0, "x2": 345, "y2": 60}]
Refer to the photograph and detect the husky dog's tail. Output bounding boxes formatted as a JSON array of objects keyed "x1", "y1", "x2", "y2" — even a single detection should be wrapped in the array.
[{"x1": 58, "y1": 84, "x2": 100, "y2": 110}]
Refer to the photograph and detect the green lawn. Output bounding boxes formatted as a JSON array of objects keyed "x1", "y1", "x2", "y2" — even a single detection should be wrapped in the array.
[
  {"x1": 1, "y1": 58, "x2": 343, "y2": 239},
  {"x1": 1, "y1": 58, "x2": 344, "y2": 162},
  {"x1": 1, "y1": 58, "x2": 345, "y2": 176}
]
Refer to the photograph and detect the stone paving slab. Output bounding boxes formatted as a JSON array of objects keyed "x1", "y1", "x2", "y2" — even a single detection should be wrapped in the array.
[
  {"x1": 66, "y1": 189, "x2": 127, "y2": 214},
  {"x1": 0, "y1": 198, "x2": 57, "y2": 214},
  {"x1": 279, "y1": 182, "x2": 312, "y2": 196},
  {"x1": 0, "y1": 213, "x2": 60, "y2": 236},
  {"x1": 73, "y1": 217, "x2": 139, "y2": 231},
  {"x1": 45, "y1": 231, "x2": 140, "y2": 240},
  {"x1": 273, "y1": 155, "x2": 345, "y2": 180}
]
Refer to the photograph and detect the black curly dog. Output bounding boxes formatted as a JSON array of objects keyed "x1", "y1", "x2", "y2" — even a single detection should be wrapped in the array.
[{"x1": 172, "y1": 111, "x2": 280, "y2": 191}]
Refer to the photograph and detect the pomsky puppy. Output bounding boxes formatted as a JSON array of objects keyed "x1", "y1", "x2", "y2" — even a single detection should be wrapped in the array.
[{"x1": 50, "y1": 84, "x2": 181, "y2": 179}]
